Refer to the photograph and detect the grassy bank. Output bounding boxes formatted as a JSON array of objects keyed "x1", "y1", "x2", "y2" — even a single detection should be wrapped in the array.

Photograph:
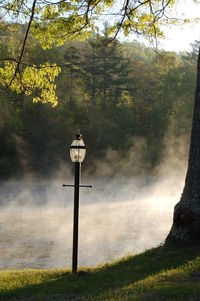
[{"x1": 1, "y1": 246, "x2": 200, "y2": 301}]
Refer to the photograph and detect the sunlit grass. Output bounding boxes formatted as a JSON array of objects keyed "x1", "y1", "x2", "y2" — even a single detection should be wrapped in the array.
[{"x1": 1, "y1": 245, "x2": 200, "y2": 300}]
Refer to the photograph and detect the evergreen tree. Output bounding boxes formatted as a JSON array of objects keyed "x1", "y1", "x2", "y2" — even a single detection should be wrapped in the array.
[{"x1": 63, "y1": 46, "x2": 82, "y2": 109}]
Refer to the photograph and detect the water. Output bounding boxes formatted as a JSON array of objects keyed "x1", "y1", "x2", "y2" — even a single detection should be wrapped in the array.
[{"x1": 0, "y1": 177, "x2": 181, "y2": 269}]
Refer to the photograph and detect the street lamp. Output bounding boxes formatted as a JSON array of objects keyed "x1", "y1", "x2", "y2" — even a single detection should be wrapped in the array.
[
  {"x1": 63, "y1": 130, "x2": 91, "y2": 273},
  {"x1": 70, "y1": 131, "x2": 85, "y2": 273}
]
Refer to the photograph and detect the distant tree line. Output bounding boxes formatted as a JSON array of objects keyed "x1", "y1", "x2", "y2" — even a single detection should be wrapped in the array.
[{"x1": 0, "y1": 26, "x2": 198, "y2": 179}]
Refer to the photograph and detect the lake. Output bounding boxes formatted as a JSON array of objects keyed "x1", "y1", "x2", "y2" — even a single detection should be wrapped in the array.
[{"x1": 0, "y1": 176, "x2": 182, "y2": 269}]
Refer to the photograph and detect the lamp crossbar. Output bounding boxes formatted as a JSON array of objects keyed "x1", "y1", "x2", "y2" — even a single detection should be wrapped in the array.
[{"x1": 63, "y1": 184, "x2": 92, "y2": 188}]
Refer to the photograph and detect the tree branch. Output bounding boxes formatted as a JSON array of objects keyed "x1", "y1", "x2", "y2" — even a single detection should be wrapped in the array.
[{"x1": 7, "y1": 0, "x2": 37, "y2": 88}]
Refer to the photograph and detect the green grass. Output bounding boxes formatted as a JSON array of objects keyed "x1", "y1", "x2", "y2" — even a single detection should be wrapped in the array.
[{"x1": 1, "y1": 245, "x2": 200, "y2": 300}]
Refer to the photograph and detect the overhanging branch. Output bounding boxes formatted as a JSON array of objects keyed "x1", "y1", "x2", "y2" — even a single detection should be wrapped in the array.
[{"x1": 7, "y1": 0, "x2": 37, "y2": 88}]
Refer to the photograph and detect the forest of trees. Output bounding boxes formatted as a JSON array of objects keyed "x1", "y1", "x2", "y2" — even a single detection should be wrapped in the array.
[{"x1": 0, "y1": 25, "x2": 199, "y2": 180}]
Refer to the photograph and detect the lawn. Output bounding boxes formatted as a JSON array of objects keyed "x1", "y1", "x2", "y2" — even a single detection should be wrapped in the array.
[{"x1": 1, "y1": 245, "x2": 200, "y2": 300}]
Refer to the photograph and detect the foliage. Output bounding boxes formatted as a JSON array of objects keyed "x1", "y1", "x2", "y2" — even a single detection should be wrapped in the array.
[
  {"x1": 0, "y1": 62, "x2": 61, "y2": 107},
  {"x1": 0, "y1": 0, "x2": 197, "y2": 104},
  {"x1": 0, "y1": 32, "x2": 197, "y2": 178}
]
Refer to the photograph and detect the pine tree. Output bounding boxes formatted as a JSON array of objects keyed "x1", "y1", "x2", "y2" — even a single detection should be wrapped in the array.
[{"x1": 64, "y1": 46, "x2": 82, "y2": 109}]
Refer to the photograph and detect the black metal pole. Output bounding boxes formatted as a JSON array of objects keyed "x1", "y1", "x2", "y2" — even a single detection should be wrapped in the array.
[{"x1": 72, "y1": 161, "x2": 80, "y2": 273}]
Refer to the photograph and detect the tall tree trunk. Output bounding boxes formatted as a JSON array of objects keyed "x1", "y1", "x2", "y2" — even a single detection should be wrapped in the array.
[
  {"x1": 92, "y1": 47, "x2": 96, "y2": 112},
  {"x1": 102, "y1": 55, "x2": 106, "y2": 112},
  {"x1": 166, "y1": 48, "x2": 200, "y2": 246},
  {"x1": 69, "y1": 65, "x2": 73, "y2": 110}
]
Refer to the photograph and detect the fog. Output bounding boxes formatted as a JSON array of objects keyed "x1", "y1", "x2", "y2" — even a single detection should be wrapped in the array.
[
  {"x1": 0, "y1": 157, "x2": 187, "y2": 269},
  {"x1": 0, "y1": 132, "x2": 189, "y2": 269}
]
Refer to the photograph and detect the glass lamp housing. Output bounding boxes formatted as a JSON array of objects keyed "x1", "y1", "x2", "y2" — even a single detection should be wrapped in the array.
[{"x1": 70, "y1": 137, "x2": 86, "y2": 163}]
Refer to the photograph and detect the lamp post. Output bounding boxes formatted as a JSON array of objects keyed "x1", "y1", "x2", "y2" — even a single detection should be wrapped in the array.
[
  {"x1": 69, "y1": 130, "x2": 86, "y2": 273},
  {"x1": 63, "y1": 130, "x2": 91, "y2": 273}
]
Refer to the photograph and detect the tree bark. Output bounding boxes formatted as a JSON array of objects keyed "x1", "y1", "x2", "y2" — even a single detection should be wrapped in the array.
[
  {"x1": 166, "y1": 48, "x2": 200, "y2": 246},
  {"x1": 92, "y1": 46, "x2": 96, "y2": 112}
]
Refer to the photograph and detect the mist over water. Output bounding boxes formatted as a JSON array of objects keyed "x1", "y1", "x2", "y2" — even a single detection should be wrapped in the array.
[{"x1": 0, "y1": 160, "x2": 186, "y2": 269}]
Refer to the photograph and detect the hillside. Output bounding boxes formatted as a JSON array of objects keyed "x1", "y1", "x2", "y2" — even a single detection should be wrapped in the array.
[{"x1": 1, "y1": 246, "x2": 200, "y2": 301}]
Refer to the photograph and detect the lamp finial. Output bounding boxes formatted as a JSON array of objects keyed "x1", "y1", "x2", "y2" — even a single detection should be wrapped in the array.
[{"x1": 75, "y1": 129, "x2": 82, "y2": 140}]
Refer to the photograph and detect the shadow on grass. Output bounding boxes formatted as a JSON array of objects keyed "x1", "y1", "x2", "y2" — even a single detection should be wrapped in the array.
[{"x1": 1, "y1": 245, "x2": 200, "y2": 301}]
